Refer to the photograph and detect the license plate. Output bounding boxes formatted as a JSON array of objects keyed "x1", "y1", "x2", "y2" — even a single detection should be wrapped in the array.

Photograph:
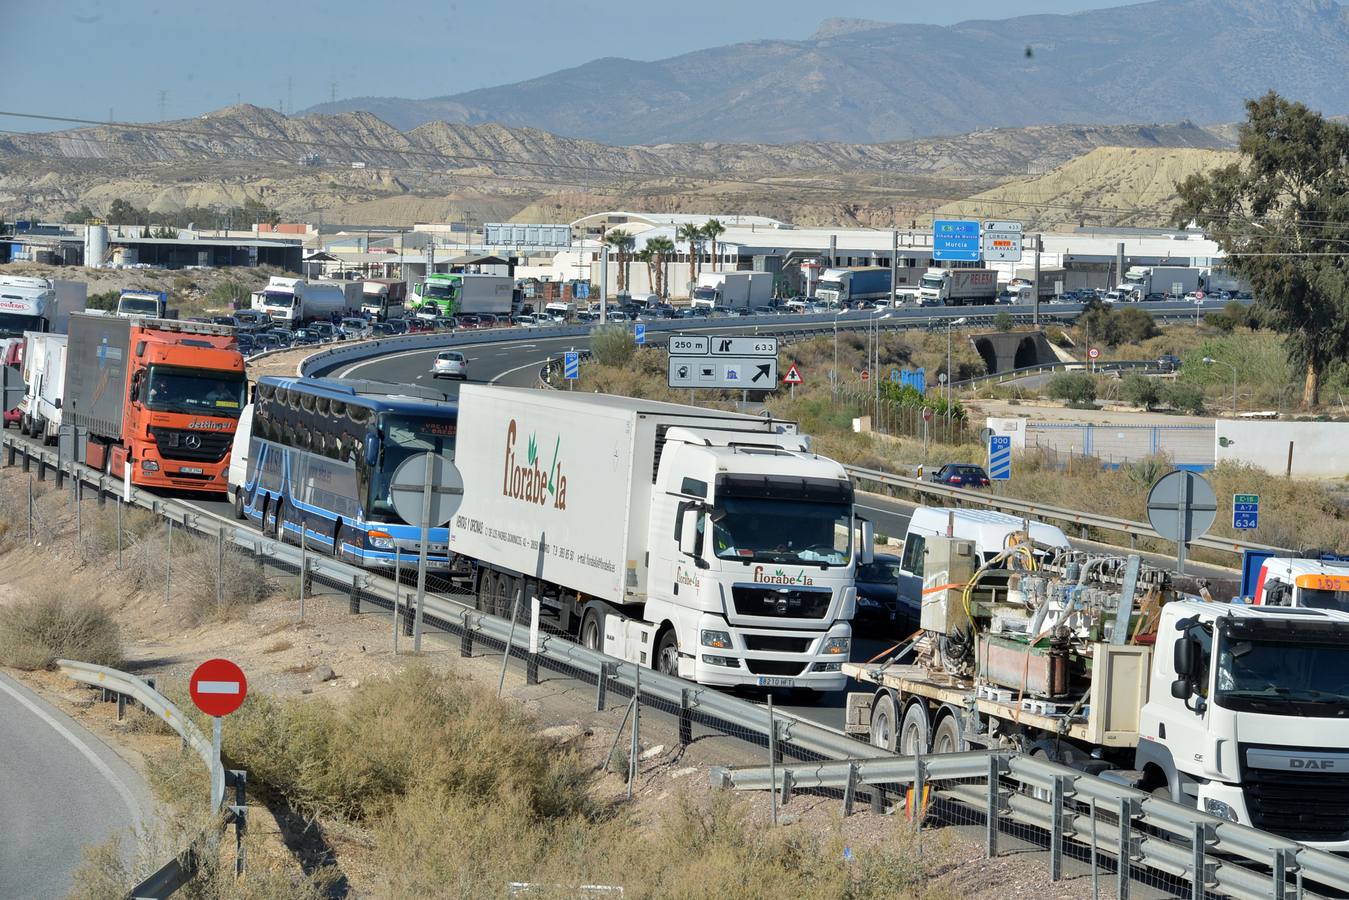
[
  {"x1": 757, "y1": 677, "x2": 794, "y2": 688},
  {"x1": 178, "y1": 467, "x2": 203, "y2": 474}
]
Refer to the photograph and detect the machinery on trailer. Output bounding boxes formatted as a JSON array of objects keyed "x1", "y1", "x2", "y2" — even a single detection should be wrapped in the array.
[{"x1": 844, "y1": 533, "x2": 1349, "y2": 850}]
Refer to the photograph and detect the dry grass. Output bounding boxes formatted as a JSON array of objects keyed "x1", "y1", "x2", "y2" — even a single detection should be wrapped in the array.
[
  {"x1": 264, "y1": 638, "x2": 293, "y2": 654},
  {"x1": 0, "y1": 584, "x2": 122, "y2": 670},
  {"x1": 119, "y1": 526, "x2": 271, "y2": 626}
]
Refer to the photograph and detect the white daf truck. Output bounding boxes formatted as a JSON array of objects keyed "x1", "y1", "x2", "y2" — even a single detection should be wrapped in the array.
[{"x1": 448, "y1": 385, "x2": 869, "y2": 691}]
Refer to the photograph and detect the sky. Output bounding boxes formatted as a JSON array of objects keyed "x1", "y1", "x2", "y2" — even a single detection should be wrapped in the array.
[{"x1": 4, "y1": 0, "x2": 1124, "y2": 132}]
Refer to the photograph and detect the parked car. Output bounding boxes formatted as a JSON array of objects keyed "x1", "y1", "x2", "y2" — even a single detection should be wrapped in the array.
[
  {"x1": 433, "y1": 316, "x2": 458, "y2": 330},
  {"x1": 927, "y1": 463, "x2": 991, "y2": 488},
  {"x1": 210, "y1": 315, "x2": 239, "y2": 328},
  {"x1": 290, "y1": 328, "x2": 322, "y2": 346},
  {"x1": 339, "y1": 317, "x2": 371, "y2": 340},
  {"x1": 457, "y1": 314, "x2": 483, "y2": 329},
  {"x1": 308, "y1": 322, "x2": 337, "y2": 342},
  {"x1": 854, "y1": 553, "x2": 911, "y2": 631},
  {"x1": 1157, "y1": 354, "x2": 1183, "y2": 373},
  {"x1": 267, "y1": 328, "x2": 292, "y2": 348},
  {"x1": 253, "y1": 332, "x2": 282, "y2": 352},
  {"x1": 386, "y1": 318, "x2": 409, "y2": 334},
  {"x1": 431, "y1": 350, "x2": 468, "y2": 380},
  {"x1": 235, "y1": 334, "x2": 256, "y2": 356}
]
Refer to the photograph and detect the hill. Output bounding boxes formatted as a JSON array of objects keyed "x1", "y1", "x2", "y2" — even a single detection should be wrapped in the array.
[
  {"x1": 299, "y1": 0, "x2": 1349, "y2": 144},
  {"x1": 934, "y1": 146, "x2": 1240, "y2": 229}
]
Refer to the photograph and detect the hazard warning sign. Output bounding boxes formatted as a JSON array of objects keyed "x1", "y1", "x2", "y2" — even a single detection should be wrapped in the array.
[{"x1": 782, "y1": 364, "x2": 803, "y2": 385}]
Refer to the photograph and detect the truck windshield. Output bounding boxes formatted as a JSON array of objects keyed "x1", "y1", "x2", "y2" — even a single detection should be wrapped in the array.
[
  {"x1": 1297, "y1": 586, "x2": 1349, "y2": 612},
  {"x1": 0, "y1": 313, "x2": 46, "y2": 338},
  {"x1": 818, "y1": 280, "x2": 843, "y2": 293},
  {"x1": 366, "y1": 414, "x2": 457, "y2": 522},
  {"x1": 262, "y1": 291, "x2": 298, "y2": 309},
  {"x1": 422, "y1": 283, "x2": 456, "y2": 301},
  {"x1": 144, "y1": 366, "x2": 246, "y2": 417},
  {"x1": 119, "y1": 299, "x2": 160, "y2": 315},
  {"x1": 1216, "y1": 636, "x2": 1349, "y2": 715},
  {"x1": 709, "y1": 497, "x2": 851, "y2": 566},
  {"x1": 692, "y1": 288, "x2": 717, "y2": 302},
  {"x1": 920, "y1": 275, "x2": 944, "y2": 290}
]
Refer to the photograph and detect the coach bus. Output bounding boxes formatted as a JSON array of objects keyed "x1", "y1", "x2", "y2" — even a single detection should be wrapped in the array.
[{"x1": 231, "y1": 376, "x2": 457, "y2": 568}]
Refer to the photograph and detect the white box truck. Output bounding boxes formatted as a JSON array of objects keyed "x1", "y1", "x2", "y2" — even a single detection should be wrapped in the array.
[
  {"x1": 917, "y1": 268, "x2": 998, "y2": 306},
  {"x1": 251, "y1": 277, "x2": 360, "y2": 324},
  {"x1": 1117, "y1": 266, "x2": 1205, "y2": 300},
  {"x1": 448, "y1": 385, "x2": 870, "y2": 690},
  {"x1": 16, "y1": 332, "x2": 67, "y2": 444},
  {"x1": 690, "y1": 271, "x2": 772, "y2": 310}
]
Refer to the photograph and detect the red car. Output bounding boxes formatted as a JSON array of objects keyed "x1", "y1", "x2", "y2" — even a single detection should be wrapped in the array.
[{"x1": 928, "y1": 464, "x2": 991, "y2": 487}]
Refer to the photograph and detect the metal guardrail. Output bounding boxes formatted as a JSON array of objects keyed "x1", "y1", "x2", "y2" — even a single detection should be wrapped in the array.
[
  {"x1": 952, "y1": 358, "x2": 1162, "y2": 388},
  {"x1": 56, "y1": 659, "x2": 236, "y2": 900},
  {"x1": 843, "y1": 464, "x2": 1286, "y2": 560},
  {"x1": 713, "y1": 749, "x2": 1349, "y2": 899}
]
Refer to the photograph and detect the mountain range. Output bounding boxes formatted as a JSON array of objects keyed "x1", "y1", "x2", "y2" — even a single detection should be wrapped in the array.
[{"x1": 298, "y1": 0, "x2": 1349, "y2": 144}]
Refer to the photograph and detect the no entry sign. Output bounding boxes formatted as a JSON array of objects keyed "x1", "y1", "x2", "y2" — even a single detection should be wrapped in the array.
[{"x1": 189, "y1": 658, "x2": 248, "y2": 717}]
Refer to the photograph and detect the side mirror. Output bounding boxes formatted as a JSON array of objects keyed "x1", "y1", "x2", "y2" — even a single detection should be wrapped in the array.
[
  {"x1": 678, "y1": 508, "x2": 699, "y2": 557},
  {"x1": 858, "y1": 518, "x2": 875, "y2": 565},
  {"x1": 1170, "y1": 677, "x2": 1193, "y2": 701},
  {"x1": 1173, "y1": 637, "x2": 1198, "y2": 678},
  {"x1": 364, "y1": 433, "x2": 380, "y2": 467}
]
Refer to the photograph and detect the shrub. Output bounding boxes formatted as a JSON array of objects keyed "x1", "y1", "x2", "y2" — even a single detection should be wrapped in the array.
[
  {"x1": 1046, "y1": 326, "x2": 1071, "y2": 347},
  {"x1": 993, "y1": 310, "x2": 1015, "y2": 332},
  {"x1": 1120, "y1": 374, "x2": 1160, "y2": 409},
  {"x1": 1115, "y1": 306, "x2": 1161, "y2": 344},
  {"x1": 1163, "y1": 380, "x2": 1206, "y2": 414},
  {"x1": 0, "y1": 587, "x2": 121, "y2": 669},
  {"x1": 1047, "y1": 372, "x2": 1097, "y2": 405},
  {"x1": 207, "y1": 279, "x2": 251, "y2": 309},
  {"x1": 589, "y1": 325, "x2": 635, "y2": 367},
  {"x1": 88, "y1": 290, "x2": 120, "y2": 312}
]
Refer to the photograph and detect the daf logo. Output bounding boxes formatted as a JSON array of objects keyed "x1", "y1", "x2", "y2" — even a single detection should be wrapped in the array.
[
  {"x1": 184, "y1": 434, "x2": 202, "y2": 450},
  {"x1": 1290, "y1": 759, "x2": 1337, "y2": 770}
]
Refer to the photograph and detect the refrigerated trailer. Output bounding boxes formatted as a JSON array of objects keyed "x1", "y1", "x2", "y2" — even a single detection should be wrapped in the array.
[
  {"x1": 448, "y1": 385, "x2": 871, "y2": 690},
  {"x1": 17, "y1": 332, "x2": 67, "y2": 444}
]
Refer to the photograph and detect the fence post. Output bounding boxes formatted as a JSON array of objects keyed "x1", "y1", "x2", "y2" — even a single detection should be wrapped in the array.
[
  {"x1": 496, "y1": 593, "x2": 522, "y2": 695},
  {"x1": 767, "y1": 693, "x2": 778, "y2": 825},
  {"x1": 1117, "y1": 797, "x2": 1136, "y2": 900},
  {"x1": 1191, "y1": 821, "x2": 1211, "y2": 899},
  {"x1": 460, "y1": 612, "x2": 474, "y2": 658},
  {"x1": 1049, "y1": 775, "x2": 1065, "y2": 881},
  {"x1": 22, "y1": 444, "x2": 30, "y2": 472},
  {"x1": 75, "y1": 476, "x2": 81, "y2": 546},
  {"x1": 626, "y1": 665, "x2": 641, "y2": 801},
  {"x1": 525, "y1": 590, "x2": 539, "y2": 686},
  {"x1": 165, "y1": 519, "x2": 172, "y2": 604},
  {"x1": 229, "y1": 769, "x2": 248, "y2": 877},
  {"x1": 216, "y1": 529, "x2": 225, "y2": 608},
  {"x1": 348, "y1": 575, "x2": 360, "y2": 614},
  {"x1": 393, "y1": 547, "x2": 403, "y2": 649},
  {"x1": 841, "y1": 760, "x2": 857, "y2": 818},
  {"x1": 298, "y1": 520, "x2": 307, "y2": 622},
  {"x1": 678, "y1": 688, "x2": 692, "y2": 746},
  {"x1": 37, "y1": 453, "x2": 45, "y2": 481},
  {"x1": 595, "y1": 662, "x2": 611, "y2": 711},
  {"x1": 985, "y1": 753, "x2": 1002, "y2": 858},
  {"x1": 5, "y1": 441, "x2": 12, "y2": 466},
  {"x1": 1089, "y1": 796, "x2": 1099, "y2": 900},
  {"x1": 913, "y1": 753, "x2": 927, "y2": 830},
  {"x1": 26, "y1": 473, "x2": 32, "y2": 544}
]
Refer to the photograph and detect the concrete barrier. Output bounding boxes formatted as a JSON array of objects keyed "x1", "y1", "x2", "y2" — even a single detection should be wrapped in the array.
[{"x1": 1216, "y1": 418, "x2": 1349, "y2": 477}]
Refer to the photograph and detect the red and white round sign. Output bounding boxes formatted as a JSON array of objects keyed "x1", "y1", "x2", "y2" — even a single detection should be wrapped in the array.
[
  {"x1": 1088, "y1": 347, "x2": 1101, "y2": 360},
  {"x1": 189, "y1": 658, "x2": 248, "y2": 717},
  {"x1": 1195, "y1": 290, "x2": 1206, "y2": 300},
  {"x1": 861, "y1": 369, "x2": 870, "y2": 382}
]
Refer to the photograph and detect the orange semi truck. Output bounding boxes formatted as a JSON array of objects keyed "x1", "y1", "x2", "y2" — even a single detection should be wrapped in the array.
[{"x1": 62, "y1": 312, "x2": 245, "y2": 494}]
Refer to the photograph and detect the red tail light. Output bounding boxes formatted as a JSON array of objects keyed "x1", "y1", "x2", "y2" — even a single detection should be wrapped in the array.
[{"x1": 950, "y1": 476, "x2": 962, "y2": 484}]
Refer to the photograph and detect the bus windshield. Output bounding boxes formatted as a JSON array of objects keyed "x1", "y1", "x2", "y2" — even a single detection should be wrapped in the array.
[
  {"x1": 367, "y1": 413, "x2": 457, "y2": 522},
  {"x1": 145, "y1": 366, "x2": 246, "y2": 417}
]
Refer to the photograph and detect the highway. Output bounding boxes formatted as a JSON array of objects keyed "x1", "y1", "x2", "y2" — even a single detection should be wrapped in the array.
[{"x1": 0, "y1": 672, "x2": 151, "y2": 899}]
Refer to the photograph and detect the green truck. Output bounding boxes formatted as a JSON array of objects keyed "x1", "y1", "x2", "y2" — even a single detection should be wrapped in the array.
[{"x1": 410, "y1": 273, "x2": 514, "y2": 318}]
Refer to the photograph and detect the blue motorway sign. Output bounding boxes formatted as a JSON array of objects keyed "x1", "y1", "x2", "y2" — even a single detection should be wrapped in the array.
[
  {"x1": 575, "y1": 282, "x2": 590, "y2": 299},
  {"x1": 564, "y1": 351, "x2": 579, "y2": 380},
  {"x1": 634, "y1": 323, "x2": 646, "y2": 345},
  {"x1": 988, "y1": 435, "x2": 1011, "y2": 481},
  {"x1": 1233, "y1": 493, "x2": 1259, "y2": 530},
  {"x1": 933, "y1": 219, "x2": 982, "y2": 262}
]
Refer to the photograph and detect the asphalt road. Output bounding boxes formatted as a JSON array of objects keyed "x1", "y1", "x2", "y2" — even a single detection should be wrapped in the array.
[{"x1": 0, "y1": 672, "x2": 151, "y2": 899}]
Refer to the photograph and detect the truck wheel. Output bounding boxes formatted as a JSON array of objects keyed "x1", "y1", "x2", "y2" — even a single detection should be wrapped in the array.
[
  {"x1": 580, "y1": 607, "x2": 604, "y2": 651},
  {"x1": 869, "y1": 692, "x2": 899, "y2": 752},
  {"x1": 474, "y1": 571, "x2": 492, "y2": 612},
  {"x1": 656, "y1": 629, "x2": 680, "y2": 677},
  {"x1": 899, "y1": 702, "x2": 931, "y2": 756},
  {"x1": 494, "y1": 573, "x2": 516, "y2": 619},
  {"x1": 233, "y1": 488, "x2": 246, "y2": 520},
  {"x1": 932, "y1": 714, "x2": 964, "y2": 755}
]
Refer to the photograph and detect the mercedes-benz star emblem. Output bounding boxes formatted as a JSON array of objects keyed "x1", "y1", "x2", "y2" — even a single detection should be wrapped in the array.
[{"x1": 184, "y1": 434, "x2": 202, "y2": 449}]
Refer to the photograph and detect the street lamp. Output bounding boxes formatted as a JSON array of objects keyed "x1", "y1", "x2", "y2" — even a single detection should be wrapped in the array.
[
  {"x1": 1203, "y1": 356, "x2": 1237, "y2": 416},
  {"x1": 946, "y1": 316, "x2": 968, "y2": 412}
]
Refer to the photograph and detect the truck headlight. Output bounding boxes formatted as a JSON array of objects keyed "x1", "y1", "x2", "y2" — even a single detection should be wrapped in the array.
[
  {"x1": 1203, "y1": 799, "x2": 1239, "y2": 822},
  {"x1": 701, "y1": 629, "x2": 732, "y2": 649},
  {"x1": 822, "y1": 637, "x2": 850, "y2": 655},
  {"x1": 140, "y1": 460, "x2": 159, "y2": 472},
  {"x1": 368, "y1": 531, "x2": 395, "y2": 550}
]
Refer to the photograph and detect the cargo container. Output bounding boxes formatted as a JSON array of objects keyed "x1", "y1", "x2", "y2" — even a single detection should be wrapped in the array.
[
  {"x1": 62, "y1": 312, "x2": 245, "y2": 494},
  {"x1": 917, "y1": 268, "x2": 998, "y2": 306},
  {"x1": 815, "y1": 267, "x2": 892, "y2": 305},
  {"x1": 448, "y1": 385, "x2": 871, "y2": 689}
]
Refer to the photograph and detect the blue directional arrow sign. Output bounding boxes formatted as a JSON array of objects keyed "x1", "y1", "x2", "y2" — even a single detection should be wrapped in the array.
[
  {"x1": 634, "y1": 323, "x2": 646, "y2": 345},
  {"x1": 988, "y1": 435, "x2": 1011, "y2": 481},
  {"x1": 564, "y1": 351, "x2": 579, "y2": 380},
  {"x1": 933, "y1": 219, "x2": 982, "y2": 262},
  {"x1": 1233, "y1": 493, "x2": 1259, "y2": 530}
]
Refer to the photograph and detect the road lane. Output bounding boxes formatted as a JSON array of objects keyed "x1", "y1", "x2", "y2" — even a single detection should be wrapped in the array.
[{"x1": 0, "y1": 672, "x2": 151, "y2": 899}]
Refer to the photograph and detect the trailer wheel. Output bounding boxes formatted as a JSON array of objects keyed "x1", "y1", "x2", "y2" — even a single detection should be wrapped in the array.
[
  {"x1": 494, "y1": 572, "x2": 516, "y2": 619},
  {"x1": 474, "y1": 570, "x2": 493, "y2": 612},
  {"x1": 899, "y1": 702, "x2": 931, "y2": 756},
  {"x1": 931, "y1": 714, "x2": 964, "y2": 755},
  {"x1": 656, "y1": 628, "x2": 680, "y2": 677},
  {"x1": 869, "y1": 692, "x2": 899, "y2": 752}
]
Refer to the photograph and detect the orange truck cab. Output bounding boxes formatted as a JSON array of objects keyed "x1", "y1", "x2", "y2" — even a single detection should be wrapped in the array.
[
  {"x1": 62, "y1": 312, "x2": 245, "y2": 494},
  {"x1": 1242, "y1": 551, "x2": 1349, "y2": 612}
]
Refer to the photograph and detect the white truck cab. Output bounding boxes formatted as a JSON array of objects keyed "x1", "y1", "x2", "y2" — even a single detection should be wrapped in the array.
[
  {"x1": 1247, "y1": 556, "x2": 1349, "y2": 612},
  {"x1": 1141, "y1": 601, "x2": 1349, "y2": 849}
]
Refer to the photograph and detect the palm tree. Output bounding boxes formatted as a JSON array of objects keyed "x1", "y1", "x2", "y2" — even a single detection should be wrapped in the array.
[
  {"x1": 701, "y1": 219, "x2": 726, "y2": 273},
  {"x1": 635, "y1": 247, "x2": 654, "y2": 297},
  {"x1": 675, "y1": 223, "x2": 703, "y2": 295},
  {"x1": 646, "y1": 236, "x2": 675, "y2": 298},
  {"x1": 604, "y1": 229, "x2": 635, "y2": 293}
]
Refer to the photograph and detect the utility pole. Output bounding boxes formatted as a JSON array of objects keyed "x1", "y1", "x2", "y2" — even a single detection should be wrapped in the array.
[
  {"x1": 890, "y1": 229, "x2": 899, "y2": 308},
  {"x1": 599, "y1": 245, "x2": 609, "y2": 326},
  {"x1": 1032, "y1": 233, "x2": 1042, "y2": 327}
]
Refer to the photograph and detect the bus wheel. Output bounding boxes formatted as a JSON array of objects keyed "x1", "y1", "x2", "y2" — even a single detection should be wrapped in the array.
[{"x1": 233, "y1": 488, "x2": 246, "y2": 520}]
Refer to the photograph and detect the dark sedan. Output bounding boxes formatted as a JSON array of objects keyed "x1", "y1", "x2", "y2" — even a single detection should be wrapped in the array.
[
  {"x1": 928, "y1": 463, "x2": 991, "y2": 488},
  {"x1": 854, "y1": 554, "x2": 915, "y2": 633}
]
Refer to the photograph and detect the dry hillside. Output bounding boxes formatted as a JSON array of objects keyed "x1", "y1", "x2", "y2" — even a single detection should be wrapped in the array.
[{"x1": 935, "y1": 146, "x2": 1239, "y2": 230}]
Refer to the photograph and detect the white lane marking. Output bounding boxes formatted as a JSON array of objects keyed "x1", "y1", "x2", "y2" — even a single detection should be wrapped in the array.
[
  {"x1": 490, "y1": 355, "x2": 558, "y2": 385},
  {"x1": 196, "y1": 681, "x2": 241, "y2": 694},
  {"x1": 0, "y1": 674, "x2": 144, "y2": 829}
]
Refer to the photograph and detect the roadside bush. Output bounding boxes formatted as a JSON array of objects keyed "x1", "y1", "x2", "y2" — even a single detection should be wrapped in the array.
[
  {"x1": 1162, "y1": 380, "x2": 1206, "y2": 414},
  {"x1": 0, "y1": 587, "x2": 121, "y2": 669},
  {"x1": 1046, "y1": 326, "x2": 1071, "y2": 347},
  {"x1": 88, "y1": 290, "x2": 120, "y2": 312},
  {"x1": 207, "y1": 278, "x2": 252, "y2": 310},
  {"x1": 1120, "y1": 374, "x2": 1160, "y2": 410},
  {"x1": 590, "y1": 325, "x2": 635, "y2": 367},
  {"x1": 1047, "y1": 372, "x2": 1097, "y2": 406},
  {"x1": 993, "y1": 310, "x2": 1015, "y2": 332}
]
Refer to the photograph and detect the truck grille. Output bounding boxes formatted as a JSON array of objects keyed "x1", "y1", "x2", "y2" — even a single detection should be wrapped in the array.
[
  {"x1": 743, "y1": 635, "x2": 811, "y2": 653},
  {"x1": 745, "y1": 659, "x2": 805, "y2": 677},
  {"x1": 1242, "y1": 745, "x2": 1349, "y2": 842},
  {"x1": 150, "y1": 427, "x2": 232, "y2": 462},
  {"x1": 731, "y1": 586, "x2": 831, "y2": 620}
]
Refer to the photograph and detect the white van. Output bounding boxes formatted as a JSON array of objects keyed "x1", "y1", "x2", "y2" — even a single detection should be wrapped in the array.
[
  {"x1": 227, "y1": 403, "x2": 254, "y2": 519},
  {"x1": 896, "y1": 507, "x2": 1071, "y2": 609}
]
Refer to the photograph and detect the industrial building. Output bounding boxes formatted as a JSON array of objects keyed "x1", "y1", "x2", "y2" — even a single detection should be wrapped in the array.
[{"x1": 0, "y1": 222, "x2": 305, "y2": 272}]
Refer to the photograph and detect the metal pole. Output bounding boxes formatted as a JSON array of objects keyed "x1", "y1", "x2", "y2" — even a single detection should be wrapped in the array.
[
  {"x1": 216, "y1": 528, "x2": 224, "y2": 608},
  {"x1": 75, "y1": 476, "x2": 81, "y2": 545},
  {"x1": 393, "y1": 546, "x2": 401, "y2": 654},
  {"x1": 1032, "y1": 233, "x2": 1042, "y2": 326},
  {"x1": 599, "y1": 244, "x2": 609, "y2": 325},
  {"x1": 1090, "y1": 797, "x2": 1099, "y2": 900},
  {"x1": 299, "y1": 518, "x2": 307, "y2": 621},
  {"x1": 496, "y1": 592, "x2": 521, "y2": 696},
  {"x1": 768, "y1": 694, "x2": 778, "y2": 826},
  {"x1": 27, "y1": 472, "x2": 32, "y2": 544},
  {"x1": 413, "y1": 460, "x2": 433, "y2": 652},
  {"x1": 1177, "y1": 473, "x2": 1190, "y2": 576},
  {"x1": 165, "y1": 519, "x2": 172, "y2": 604},
  {"x1": 115, "y1": 495, "x2": 122, "y2": 566},
  {"x1": 212, "y1": 716, "x2": 222, "y2": 782},
  {"x1": 627, "y1": 665, "x2": 641, "y2": 800}
]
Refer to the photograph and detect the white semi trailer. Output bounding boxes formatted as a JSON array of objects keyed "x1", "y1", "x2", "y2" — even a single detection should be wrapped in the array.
[{"x1": 448, "y1": 385, "x2": 869, "y2": 690}]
